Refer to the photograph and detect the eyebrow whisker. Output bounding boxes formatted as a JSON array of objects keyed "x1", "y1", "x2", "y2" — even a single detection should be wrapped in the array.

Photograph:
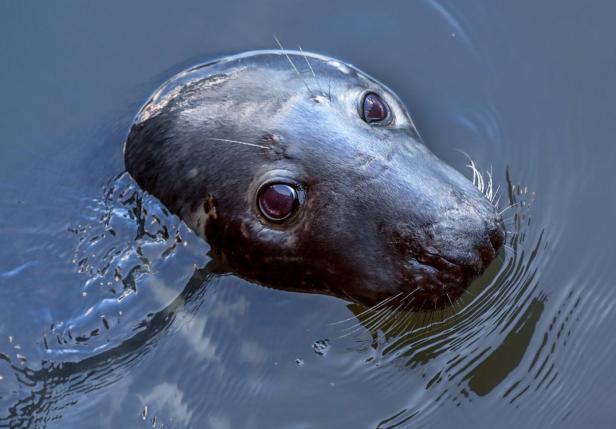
[
  {"x1": 205, "y1": 137, "x2": 270, "y2": 149},
  {"x1": 273, "y1": 35, "x2": 315, "y2": 97},
  {"x1": 298, "y1": 45, "x2": 325, "y2": 97}
]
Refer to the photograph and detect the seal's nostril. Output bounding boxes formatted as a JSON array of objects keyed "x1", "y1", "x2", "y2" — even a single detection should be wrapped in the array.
[
  {"x1": 476, "y1": 241, "x2": 495, "y2": 269},
  {"x1": 489, "y1": 223, "x2": 505, "y2": 253}
]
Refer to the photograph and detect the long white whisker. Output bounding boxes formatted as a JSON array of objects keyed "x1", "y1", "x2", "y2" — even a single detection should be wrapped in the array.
[
  {"x1": 486, "y1": 169, "x2": 494, "y2": 201},
  {"x1": 349, "y1": 305, "x2": 393, "y2": 331},
  {"x1": 298, "y1": 45, "x2": 325, "y2": 96},
  {"x1": 463, "y1": 289, "x2": 477, "y2": 299},
  {"x1": 387, "y1": 296, "x2": 417, "y2": 333},
  {"x1": 446, "y1": 292, "x2": 455, "y2": 309},
  {"x1": 336, "y1": 305, "x2": 395, "y2": 338},
  {"x1": 378, "y1": 300, "x2": 409, "y2": 333},
  {"x1": 499, "y1": 202, "x2": 522, "y2": 216},
  {"x1": 492, "y1": 185, "x2": 501, "y2": 205},
  {"x1": 273, "y1": 35, "x2": 314, "y2": 96},
  {"x1": 477, "y1": 163, "x2": 484, "y2": 193},
  {"x1": 365, "y1": 305, "x2": 398, "y2": 332},
  {"x1": 375, "y1": 289, "x2": 420, "y2": 333},
  {"x1": 329, "y1": 292, "x2": 401, "y2": 326},
  {"x1": 340, "y1": 302, "x2": 393, "y2": 334},
  {"x1": 205, "y1": 138, "x2": 269, "y2": 149}
]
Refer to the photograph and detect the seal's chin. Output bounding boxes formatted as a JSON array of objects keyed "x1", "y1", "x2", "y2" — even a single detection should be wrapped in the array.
[{"x1": 398, "y1": 259, "x2": 477, "y2": 311}]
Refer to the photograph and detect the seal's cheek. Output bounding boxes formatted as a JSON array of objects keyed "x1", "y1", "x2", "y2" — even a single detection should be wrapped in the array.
[
  {"x1": 184, "y1": 194, "x2": 219, "y2": 239},
  {"x1": 249, "y1": 222, "x2": 301, "y2": 251}
]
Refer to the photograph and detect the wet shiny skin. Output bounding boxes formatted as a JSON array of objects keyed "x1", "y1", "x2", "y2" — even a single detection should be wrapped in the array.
[
  {"x1": 1, "y1": 1, "x2": 615, "y2": 428},
  {"x1": 124, "y1": 50, "x2": 505, "y2": 309}
]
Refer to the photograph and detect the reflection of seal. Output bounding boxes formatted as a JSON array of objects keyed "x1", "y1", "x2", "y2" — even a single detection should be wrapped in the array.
[{"x1": 124, "y1": 50, "x2": 504, "y2": 309}]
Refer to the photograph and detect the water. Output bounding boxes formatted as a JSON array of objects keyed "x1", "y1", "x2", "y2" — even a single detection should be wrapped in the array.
[{"x1": 1, "y1": 1, "x2": 615, "y2": 428}]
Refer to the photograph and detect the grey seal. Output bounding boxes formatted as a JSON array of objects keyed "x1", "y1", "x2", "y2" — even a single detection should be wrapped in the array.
[{"x1": 124, "y1": 50, "x2": 504, "y2": 309}]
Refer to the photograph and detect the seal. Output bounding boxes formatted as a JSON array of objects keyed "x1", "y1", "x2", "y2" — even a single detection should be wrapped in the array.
[{"x1": 124, "y1": 50, "x2": 505, "y2": 310}]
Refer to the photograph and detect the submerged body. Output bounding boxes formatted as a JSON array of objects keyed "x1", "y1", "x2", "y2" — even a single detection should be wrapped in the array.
[{"x1": 124, "y1": 50, "x2": 504, "y2": 309}]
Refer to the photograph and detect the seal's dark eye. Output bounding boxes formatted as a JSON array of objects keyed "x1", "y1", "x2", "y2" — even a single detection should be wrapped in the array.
[
  {"x1": 257, "y1": 183, "x2": 298, "y2": 222},
  {"x1": 361, "y1": 92, "x2": 389, "y2": 123}
]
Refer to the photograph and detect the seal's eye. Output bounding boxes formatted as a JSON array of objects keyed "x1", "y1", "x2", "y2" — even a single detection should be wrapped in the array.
[
  {"x1": 257, "y1": 183, "x2": 298, "y2": 222},
  {"x1": 361, "y1": 92, "x2": 389, "y2": 124}
]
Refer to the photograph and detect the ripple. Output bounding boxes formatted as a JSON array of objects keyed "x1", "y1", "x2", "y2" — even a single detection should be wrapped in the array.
[
  {"x1": 44, "y1": 173, "x2": 209, "y2": 359},
  {"x1": 325, "y1": 165, "x2": 547, "y2": 424}
]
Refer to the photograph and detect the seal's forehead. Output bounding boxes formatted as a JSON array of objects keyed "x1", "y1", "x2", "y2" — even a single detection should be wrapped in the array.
[
  {"x1": 189, "y1": 50, "x2": 360, "y2": 78},
  {"x1": 135, "y1": 50, "x2": 392, "y2": 124},
  {"x1": 162, "y1": 50, "x2": 369, "y2": 93}
]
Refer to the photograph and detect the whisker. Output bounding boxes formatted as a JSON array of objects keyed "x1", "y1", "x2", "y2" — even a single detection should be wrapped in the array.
[
  {"x1": 359, "y1": 292, "x2": 411, "y2": 332},
  {"x1": 477, "y1": 163, "x2": 485, "y2": 193},
  {"x1": 341, "y1": 303, "x2": 391, "y2": 333},
  {"x1": 329, "y1": 292, "x2": 401, "y2": 326},
  {"x1": 500, "y1": 213, "x2": 519, "y2": 222},
  {"x1": 383, "y1": 305, "x2": 412, "y2": 335},
  {"x1": 454, "y1": 297, "x2": 465, "y2": 313},
  {"x1": 486, "y1": 169, "x2": 494, "y2": 201},
  {"x1": 298, "y1": 46, "x2": 316, "y2": 78},
  {"x1": 492, "y1": 185, "x2": 501, "y2": 205},
  {"x1": 463, "y1": 289, "x2": 477, "y2": 299},
  {"x1": 499, "y1": 202, "x2": 522, "y2": 216},
  {"x1": 205, "y1": 138, "x2": 269, "y2": 149},
  {"x1": 336, "y1": 306, "x2": 395, "y2": 338},
  {"x1": 386, "y1": 298, "x2": 416, "y2": 333},
  {"x1": 446, "y1": 293, "x2": 455, "y2": 313},
  {"x1": 273, "y1": 35, "x2": 314, "y2": 96},
  {"x1": 369, "y1": 301, "x2": 405, "y2": 332},
  {"x1": 298, "y1": 45, "x2": 325, "y2": 96},
  {"x1": 360, "y1": 306, "x2": 397, "y2": 332},
  {"x1": 335, "y1": 323, "x2": 368, "y2": 339},
  {"x1": 466, "y1": 158, "x2": 485, "y2": 194},
  {"x1": 457, "y1": 149, "x2": 496, "y2": 202}
]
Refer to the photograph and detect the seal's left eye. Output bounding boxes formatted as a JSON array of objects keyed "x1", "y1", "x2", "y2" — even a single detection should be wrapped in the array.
[
  {"x1": 361, "y1": 92, "x2": 389, "y2": 124},
  {"x1": 257, "y1": 183, "x2": 298, "y2": 222}
]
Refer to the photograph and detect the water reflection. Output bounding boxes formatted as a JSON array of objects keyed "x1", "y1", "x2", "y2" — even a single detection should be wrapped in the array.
[
  {"x1": 0, "y1": 264, "x2": 214, "y2": 427},
  {"x1": 328, "y1": 169, "x2": 560, "y2": 425},
  {"x1": 2, "y1": 0, "x2": 615, "y2": 426},
  {"x1": 0, "y1": 119, "x2": 555, "y2": 428}
]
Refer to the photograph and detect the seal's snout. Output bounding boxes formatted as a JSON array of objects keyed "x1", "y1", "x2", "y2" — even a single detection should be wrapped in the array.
[
  {"x1": 377, "y1": 155, "x2": 507, "y2": 310},
  {"x1": 436, "y1": 199, "x2": 505, "y2": 275},
  {"x1": 387, "y1": 213, "x2": 504, "y2": 310}
]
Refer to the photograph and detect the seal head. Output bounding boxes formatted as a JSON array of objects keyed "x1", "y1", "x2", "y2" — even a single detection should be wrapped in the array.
[{"x1": 124, "y1": 51, "x2": 504, "y2": 309}]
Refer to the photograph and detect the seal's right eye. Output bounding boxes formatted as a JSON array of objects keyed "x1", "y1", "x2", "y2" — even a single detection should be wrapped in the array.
[
  {"x1": 257, "y1": 183, "x2": 298, "y2": 222},
  {"x1": 361, "y1": 92, "x2": 389, "y2": 124}
]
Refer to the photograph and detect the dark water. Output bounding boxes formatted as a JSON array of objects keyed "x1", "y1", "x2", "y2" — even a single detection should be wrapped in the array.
[{"x1": 1, "y1": 1, "x2": 615, "y2": 428}]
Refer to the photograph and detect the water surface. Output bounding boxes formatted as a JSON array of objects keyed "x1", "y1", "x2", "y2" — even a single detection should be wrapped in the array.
[{"x1": 1, "y1": 1, "x2": 615, "y2": 428}]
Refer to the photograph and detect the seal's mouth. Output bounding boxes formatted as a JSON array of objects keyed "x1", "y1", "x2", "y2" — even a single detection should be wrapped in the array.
[{"x1": 400, "y1": 223, "x2": 505, "y2": 310}]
